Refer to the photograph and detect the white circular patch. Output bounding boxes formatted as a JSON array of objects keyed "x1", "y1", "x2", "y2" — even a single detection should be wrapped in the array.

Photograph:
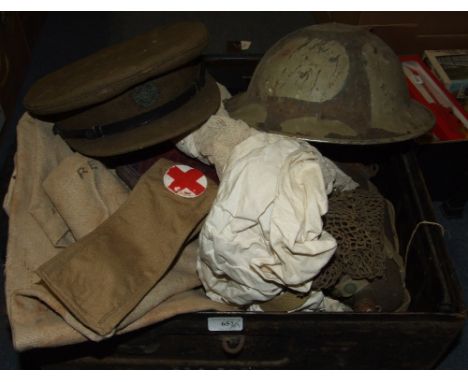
[{"x1": 163, "y1": 164, "x2": 207, "y2": 198}]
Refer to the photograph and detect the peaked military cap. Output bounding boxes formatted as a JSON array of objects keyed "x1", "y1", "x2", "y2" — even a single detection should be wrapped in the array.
[{"x1": 24, "y1": 21, "x2": 220, "y2": 157}]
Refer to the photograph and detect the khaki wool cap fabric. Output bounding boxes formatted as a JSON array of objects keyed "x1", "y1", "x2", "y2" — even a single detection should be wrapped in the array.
[
  {"x1": 23, "y1": 21, "x2": 220, "y2": 157},
  {"x1": 55, "y1": 65, "x2": 220, "y2": 157}
]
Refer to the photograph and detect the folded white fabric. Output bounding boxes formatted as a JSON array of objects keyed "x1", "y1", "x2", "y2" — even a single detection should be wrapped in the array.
[{"x1": 197, "y1": 132, "x2": 358, "y2": 306}]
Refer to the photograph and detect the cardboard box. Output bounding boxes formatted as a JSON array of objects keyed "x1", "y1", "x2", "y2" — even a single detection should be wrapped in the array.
[
  {"x1": 424, "y1": 49, "x2": 468, "y2": 99},
  {"x1": 313, "y1": 12, "x2": 468, "y2": 55}
]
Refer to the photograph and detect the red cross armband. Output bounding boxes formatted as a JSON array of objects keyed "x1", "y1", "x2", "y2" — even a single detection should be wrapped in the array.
[{"x1": 163, "y1": 164, "x2": 208, "y2": 198}]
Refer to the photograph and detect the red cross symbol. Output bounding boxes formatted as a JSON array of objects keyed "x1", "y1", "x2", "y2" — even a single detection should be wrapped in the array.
[{"x1": 164, "y1": 165, "x2": 207, "y2": 197}]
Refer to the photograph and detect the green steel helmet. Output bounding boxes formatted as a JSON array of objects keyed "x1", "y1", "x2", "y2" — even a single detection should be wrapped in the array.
[{"x1": 225, "y1": 23, "x2": 434, "y2": 144}]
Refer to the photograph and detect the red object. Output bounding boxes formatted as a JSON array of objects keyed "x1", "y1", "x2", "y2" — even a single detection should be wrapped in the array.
[
  {"x1": 400, "y1": 55, "x2": 468, "y2": 141},
  {"x1": 166, "y1": 166, "x2": 206, "y2": 196},
  {"x1": 115, "y1": 145, "x2": 219, "y2": 190}
]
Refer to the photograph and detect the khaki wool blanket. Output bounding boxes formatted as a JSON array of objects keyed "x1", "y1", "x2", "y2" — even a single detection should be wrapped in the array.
[{"x1": 3, "y1": 113, "x2": 232, "y2": 351}]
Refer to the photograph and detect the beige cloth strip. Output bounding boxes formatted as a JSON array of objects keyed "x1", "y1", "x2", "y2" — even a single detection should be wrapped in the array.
[
  {"x1": 43, "y1": 153, "x2": 129, "y2": 240},
  {"x1": 37, "y1": 158, "x2": 218, "y2": 336}
]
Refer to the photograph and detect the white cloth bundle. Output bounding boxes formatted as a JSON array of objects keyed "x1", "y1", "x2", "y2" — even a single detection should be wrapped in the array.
[
  {"x1": 183, "y1": 130, "x2": 357, "y2": 307},
  {"x1": 177, "y1": 85, "x2": 358, "y2": 310}
]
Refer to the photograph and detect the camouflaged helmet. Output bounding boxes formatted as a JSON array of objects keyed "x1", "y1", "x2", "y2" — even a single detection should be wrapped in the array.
[{"x1": 225, "y1": 23, "x2": 434, "y2": 144}]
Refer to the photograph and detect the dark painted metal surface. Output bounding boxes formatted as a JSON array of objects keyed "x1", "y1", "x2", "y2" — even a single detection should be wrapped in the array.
[
  {"x1": 17, "y1": 149, "x2": 466, "y2": 370},
  {"x1": 20, "y1": 312, "x2": 464, "y2": 369}
]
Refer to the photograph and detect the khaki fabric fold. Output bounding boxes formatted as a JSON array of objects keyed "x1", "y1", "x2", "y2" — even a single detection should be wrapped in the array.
[
  {"x1": 118, "y1": 238, "x2": 201, "y2": 328},
  {"x1": 5, "y1": 113, "x2": 77, "y2": 350},
  {"x1": 37, "y1": 158, "x2": 218, "y2": 336},
  {"x1": 15, "y1": 238, "x2": 234, "y2": 345},
  {"x1": 5, "y1": 113, "x2": 233, "y2": 351},
  {"x1": 10, "y1": 287, "x2": 235, "y2": 350},
  {"x1": 120, "y1": 288, "x2": 235, "y2": 334},
  {"x1": 25, "y1": 116, "x2": 75, "y2": 249}
]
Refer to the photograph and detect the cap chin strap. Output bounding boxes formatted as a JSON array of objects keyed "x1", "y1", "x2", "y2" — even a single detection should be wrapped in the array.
[{"x1": 53, "y1": 64, "x2": 206, "y2": 140}]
